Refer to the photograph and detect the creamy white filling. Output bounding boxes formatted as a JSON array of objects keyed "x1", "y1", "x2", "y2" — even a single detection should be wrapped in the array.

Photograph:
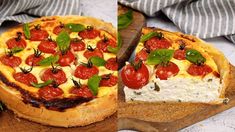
[{"x1": 124, "y1": 76, "x2": 222, "y2": 103}]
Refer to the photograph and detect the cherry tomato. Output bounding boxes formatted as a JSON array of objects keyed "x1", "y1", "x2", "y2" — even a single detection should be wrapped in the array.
[
  {"x1": 187, "y1": 64, "x2": 212, "y2": 76},
  {"x1": 38, "y1": 40, "x2": 57, "y2": 54},
  {"x1": 53, "y1": 25, "x2": 64, "y2": 35},
  {"x1": 6, "y1": 38, "x2": 27, "y2": 49},
  {"x1": 145, "y1": 37, "x2": 171, "y2": 51},
  {"x1": 25, "y1": 54, "x2": 44, "y2": 66},
  {"x1": 13, "y1": 72, "x2": 37, "y2": 86},
  {"x1": 78, "y1": 29, "x2": 100, "y2": 39},
  {"x1": 96, "y1": 39, "x2": 117, "y2": 52},
  {"x1": 74, "y1": 65, "x2": 99, "y2": 80},
  {"x1": 57, "y1": 50, "x2": 75, "y2": 66},
  {"x1": 83, "y1": 49, "x2": 103, "y2": 59},
  {"x1": 121, "y1": 63, "x2": 149, "y2": 89},
  {"x1": 70, "y1": 40, "x2": 85, "y2": 51},
  {"x1": 30, "y1": 29, "x2": 49, "y2": 41},
  {"x1": 41, "y1": 68, "x2": 67, "y2": 85},
  {"x1": 173, "y1": 49, "x2": 186, "y2": 60},
  {"x1": 99, "y1": 74, "x2": 118, "y2": 87},
  {"x1": 70, "y1": 85, "x2": 93, "y2": 98},
  {"x1": 135, "y1": 48, "x2": 149, "y2": 62},
  {"x1": 38, "y1": 86, "x2": 64, "y2": 101},
  {"x1": 105, "y1": 58, "x2": 118, "y2": 71},
  {"x1": 155, "y1": 62, "x2": 179, "y2": 80},
  {"x1": 0, "y1": 55, "x2": 21, "y2": 67}
]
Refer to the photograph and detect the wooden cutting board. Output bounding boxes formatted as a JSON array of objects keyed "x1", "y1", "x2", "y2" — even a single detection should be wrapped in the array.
[{"x1": 118, "y1": 65, "x2": 235, "y2": 132}]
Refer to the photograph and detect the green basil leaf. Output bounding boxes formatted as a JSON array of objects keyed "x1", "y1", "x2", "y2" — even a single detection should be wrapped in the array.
[
  {"x1": 88, "y1": 75, "x2": 101, "y2": 95},
  {"x1": 31, "y1": 80, "x2": 53, "y2": 88},
  {"x1": 11, "y1": 47, "x2": 23, "y2": 54},
  {"x1": 56, "y1": 31, "x2": 70, "y2": 52},
  {"x1": 23, "y1": 23, "x2": 30, "y2": 39},
  {"x1": 90, "y1": 56, "x2": 106, "y2": 66},
  {"x1": 118, "y1": 10, "x2": 133, "y2": 30},
  {"x1": 186, "y1": 49, "x2": 206, "y2": 65},
  {"x1": 146, "y1": 49, "x2": 174, "y2": 65},
  {"x1": 65, "y1": 23, "x2": 86, "y2": 32},
  {"x1": 107, "y1": 32, "x2": 122, "y2": 54},
  {"x1": 38, "y1": 55, "x2": 59, "y2": 66},
  {"x1": 140, "y1": 32, "x2": 163, "y2": 42}
]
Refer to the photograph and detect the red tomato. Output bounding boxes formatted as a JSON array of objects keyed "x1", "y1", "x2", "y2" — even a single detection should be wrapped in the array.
[
  {"x1": 38, "y1": 86, "x2": 64, "y2": 101},
  {"x1": 83, "y1": 49, "x2": 103, "y2": 59},
  {"x1": 145, "y1": 37, "x2": 171, "y2": 51},
  {"x1": 13, "y1": 72, "x2": 37, "y2": 86},
  {"x1": 38, "y1": 40, "x2": 57, "y2": 54},
  {"x1": 6, "y1": 38, "x2": 27, "y2": 49},
  {"x1": 25, "y1": 54, "x2": 44, "y2": 66},
  {"x1": 173, "y1": 49, "x2": 186, "y2": 60},
  {"x1": 105, "y1": 58, "x2": 118, "y2": 71},
  {"x1": 187, "y1": 64, "x2": 212, "y2": 76},
  {"x1": 53, "y1": 25, "x2": 64, "y2": 35},
  {"x1": 30, "y1": 29, "x2": 49, "y2": 41},
  {"x1": 121, "y1": 63, "x2": 149, "y2": 89},
  {"x1": 0, "y1": 55, "x2": 21, "y2": 67},
  {"x1": 135, "y1": 48, "x2": 149, "y2": 62},
  {"x1": 96, "y1": 39, "x2": 117, "y2": 52},
  {"x1": 41, "y1": 68, "x2": 67, "y2": 85},
  {"x1": 70, "y1": 85, "x2": 93, "y2": 98},
  {"x1": 99, "y1": 74, "x2": 118, "y2": 87},
  {"x1": 155, "y1": 62, "x2": 179, "y2": 80},
  {"x1": 57, "y1": 51, "x2": 75, "y2": 66},
  {"x1": 70, "y1": 40, "x2": 85, "y2": 51},
  {"x1": 74, "y1": 65, "x2": 99, "y2": 80},
  {"x1": 78, "y1": 29, "x2": 100, "y2": 39}
]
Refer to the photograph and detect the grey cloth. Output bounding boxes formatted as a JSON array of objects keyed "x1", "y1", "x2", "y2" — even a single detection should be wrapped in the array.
[
  {"x1": 119, "y1": 0, "x2": 235, "y2": 43},
  {"x1": 0, "y1": 0, "x2": 81, "y2": 25}
]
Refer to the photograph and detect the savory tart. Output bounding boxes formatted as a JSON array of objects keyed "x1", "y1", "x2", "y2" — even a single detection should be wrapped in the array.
[
  {"x1": 0, "y1": 16, "x2": 117, "y2": 127},
  {"x1": 121, "y1": 27, "x2": 230, "y2": 104}
]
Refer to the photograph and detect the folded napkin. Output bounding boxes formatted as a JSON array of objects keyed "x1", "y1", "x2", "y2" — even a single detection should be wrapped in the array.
[
  {"x1": 119, "y1": 0, "x2": 235, "y2": 43},
  {"x1": 0, "y1": 0, "x2": 81, "y2": 25}
]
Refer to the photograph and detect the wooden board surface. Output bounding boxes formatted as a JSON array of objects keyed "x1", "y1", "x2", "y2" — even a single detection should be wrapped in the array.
[
  {"x1": 118, "y1": 65, "x2": 235, "y2": 132},
  {"x1": 0, "y1": 110, "x2": 117, "y2": 132}
]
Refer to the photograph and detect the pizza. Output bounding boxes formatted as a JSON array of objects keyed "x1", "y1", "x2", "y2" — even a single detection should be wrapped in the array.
[
  {"x1": 0, "y1": 16, "x2": 117, "y2": 127},
  {"x1": 121, "y1": 27, "x2": 230, "y2": 104}
]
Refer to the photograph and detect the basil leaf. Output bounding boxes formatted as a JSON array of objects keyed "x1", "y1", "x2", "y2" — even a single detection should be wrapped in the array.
[
  {"x1": 31, "y1": 80, "x2": 53, "y2": 88},
  {"x1": 56, "y1": 31, "x2": 70, "y2": 52},
  {"x1": 186, "y1": 49, "x2": 206, "y2": 65},
  {"x1": 0, "y1": 102, "x2": 3, "y2": 111},
  {"x1": 11, "y1": 47, "x2": 23, "y2": 54},
  {"x1": 118, "y1": 10, "x2": 133, "y2": 30},
  {"x1": 38, "y1": 55, "x2": 59, "y2": 66},
  {"x1": 90, "y1": 56, "x2": 106, "y2": 66},
  {"x1": 140, "y1": 32, "x2": 163, "y2": 42},
  {"x1": 23, "y1": 23, "x2": 30, "y2": 39},
  {"x1": 88, "y1": 75, "x2": 101, "y2": 95},
  {"x1": 146, "y1": 49, "x2": 174, "y2": 65},
  {"x1": 65, "y1": 23, "x2": 86, "y2": 32},
  {"x1": 107, "y1": 32, "x2": 122, "y2": 54}
]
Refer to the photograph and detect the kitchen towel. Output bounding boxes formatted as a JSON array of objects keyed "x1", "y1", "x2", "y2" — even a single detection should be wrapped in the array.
[
  {"x1": 0, "y1": 0, "x2": 81, "y2": 25},
  {"x1": 119, "y1": 0, "x2": 235, "y2": 43}
]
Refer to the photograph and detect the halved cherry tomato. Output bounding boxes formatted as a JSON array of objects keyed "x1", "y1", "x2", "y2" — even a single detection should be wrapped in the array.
[
  {"x1": 38, "y1": 86, "x2": 64, "y2": 101},
  {"x1": 99, "y1": 74, "x2": 118, "y2": 87},
  {"x1": 25, "y1": 54, "x2": 44, "y2": 66},
  {"x1": 97, "y1": 38, "x2": 117, "y2": 52},
  {"x1": 38, "y1": 40, "x2": 57, "y2": 54},
  {"x1": 6, "y1": 38, "x2": 27, "y2": 49},
  {"x1": 121, "y1": 63, "x2": 149, "y2": 89},
  {"x1": 41, "y1": 68, "x2": 67, "y2": 85},
  {"x1": 13, "y1": 72, "x2": 37, "y2": 86},
  {"x1": 70, "y1": 40, "x2": 85, "y2": 51},
  {"x1": 187, "y1": 64, "x2": 212, "y2": 76},
  {"x1": 78, "y1": 29, "x2": 100, "y2": 39},
  {"x1": 74, "y1": 65, "x2": 99, "y2": 80},
  {"x1": 135, "y1": 48, "x2": 149, "y2": 62},
  {"x1": 145, "y1": 37, "x2": 171, "y2": 51},
  {"x1": 70, "y1": 85, "x2": 93, "y2": 98},
  {"x1": 105, "y1": 58, "x2": 118, "y2": 71},
  {"x1": 53, "y1": 25, "x2": 64, "y2": 35},
  {"x1": 155, "y1": 62, "x2": 179, "y2": 80},
  {"x1": 173, "y1": 49, "x2": 186, "y2": 60},
  {"x1": 83, "y1": 49, "x2": 103, "y2": 59},
  {"x1": 57, "y1": 51, "x2": 75, "y2": 66},
  {"x1": 0, "y1": 55, "x2": 21, "y2": 67},
  {"x1": 30, "y1": 29, "x2": 49, "y2": 41}
]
